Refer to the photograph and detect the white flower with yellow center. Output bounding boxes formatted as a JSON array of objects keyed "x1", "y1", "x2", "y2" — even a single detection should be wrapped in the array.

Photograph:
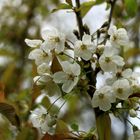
[
  {"x1": 41, "y1": 27, "x2": 65, "y2": 53},
  {"x1": 53, "y1": 61, "x2": 81, "y2": 93},
  {"x1": 108, "y1": 25, "x2": 129, "y2": 47},
  {"x1": 28, "y1": 48, "x2": 52, "y2": 66},
  {"x1": 92, "y1": 86, "x2": 115, "y2": 111},
  {"x1": 25, "y1": 39, "x2": 42, "y2": 48},
  {"x1": 74, "y1": 34, "x2": 96, "y2": 60},
  {"x1": 30, "y1": 106, "x2": 49, "y2": 133},
  {"x1": 112, "y1": 79, "x2": 132, "y2": 100},
  {"x1": 30, "y1": 106, "x2": 57, "y2": 134},
  {"x1": 99, "y1": 47, "x2": 125, "y2": 72}
]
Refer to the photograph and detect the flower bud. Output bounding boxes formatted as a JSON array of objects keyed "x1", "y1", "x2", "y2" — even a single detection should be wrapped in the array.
[{"x1": 129, "y1": 109, "x2": 137, "y2": 118}]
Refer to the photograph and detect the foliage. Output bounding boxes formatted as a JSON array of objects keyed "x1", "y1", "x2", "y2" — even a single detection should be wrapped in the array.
[{"x1": 0, "y1": 0, "x2": 140, "y2": 140}]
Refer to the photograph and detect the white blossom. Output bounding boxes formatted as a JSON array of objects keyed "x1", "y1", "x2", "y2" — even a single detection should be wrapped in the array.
[
  {"x1": 30, "y1": 106, "x2": 56, "y2": 134},
  {"x1": 108, "y1": 25, "x2": 129, "y2": 47},
  {"x1": 112, "y1": 79, "x2": 132, "y2": 100},
  {"x1": 74, "y1": 34, "x2": 96, "y2": 60},
  {"x1": 53, "y1": 61, "x2": 81, "y2": 93},
  {"x1": 41, "y1": 27, "x2": 65, "y2": 53},
  {"x1": 25, "y1": 39, "x2": 42, "y2": 48},
  {"x1": 33, "y1": 74, "x2": 52, "y2": 85},
  {"x1": 129, "y1": 109, "x2": 137, "y2": 118},
  {"x1": 30, "y1": 106, "x2": 49, "y2": 133},
  {"x1": 92, "y1": 86, "x2": 115, "y2": 111},
  {"x1": 28, "y1": 48, "x2": 52, "y2": 65},
  {"x1": 99, "y1": 47, "x2": 125, "y2": 72}
]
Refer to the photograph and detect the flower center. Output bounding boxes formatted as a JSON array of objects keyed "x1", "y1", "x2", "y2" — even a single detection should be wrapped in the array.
[
  {"x1": 105, "y1": 57, "x2": 111, "y2": 63},
  {"x1": 113, "y1": 35, "x2": 117, "y2": 41},
  {"x1": 98, "y1": 93, "x2": 104, "y2": 99},
  {"x1": 50, "y1": 37, "x2": 60, "y2": 43},
  {"x1": 116, "y1": 71, "x2": 122, "y2": 78},
  {"x1": 42, "y1": 52, "x2": 48, "y2": 57},
  {"x1": 117, "y1": 88, "x2": 123, "y2": 94},
  {"x1": 81, "y1": 44, "x2": 87, "y2": 50},
  {"x1": 38, "y1": 114, "x2": 46, "y2": 124},
  {"x1": 68, "y1": 74, "x2": 75, "y2": 80}
]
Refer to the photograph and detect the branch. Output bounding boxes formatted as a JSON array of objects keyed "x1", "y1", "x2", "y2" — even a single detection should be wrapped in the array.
[
  {"x1": 103, "y1": 0, "x2": 117, "y2": 44},
  {"x1": 107, "y1": 0, "x2": 117, "y2": 30},
  {"x1": 74, "y1": 0, "x2": 84, "y2": 40}
]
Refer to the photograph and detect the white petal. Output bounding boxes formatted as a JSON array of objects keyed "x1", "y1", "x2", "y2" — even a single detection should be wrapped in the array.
[
  {"x1": 112, "y1": 55, "x2": 125, "y2": 66},
  {"x1": 108, "y1": 25, "x2": 117, "y2": 35},
  {"x1": 81, "y1": 49, "x2": 92, "y2": 61},
  {"x1": 41, "y1": 28, "x2": 58, "y2": 40},
  {"x1": 28, "y1": 49, "x2": 42, "y2": 59},
  {"x1": 99, "y1": 56, "x2": 117, "y2": 72},
  {"x1": 70, "y1": 62, "x2": 81, "y2": 76},
  {"x1": 99, "y1": 100, "x2": 112, "y2": 111},
  {"x1": 25, "y1": 39, "x2": 42, "y2": 47},
  {"x1": 61, "y1": 61, "x2": 71, "y2": 73},
  {"x1": 41, "y1": 40, "x2": 55, "y2": 53},
  {"x1": 62, "y1": 80, "x2": 75, "y2": 93},
  {"x1": 122, "y1": 68, "x2": 132, "y2": 78},
  {"x1": 82, "y1": 34, "x2": 92, "y2": 44},
  {"x1": 53, "y1": 72, "x2": 68, "y2": 83}
]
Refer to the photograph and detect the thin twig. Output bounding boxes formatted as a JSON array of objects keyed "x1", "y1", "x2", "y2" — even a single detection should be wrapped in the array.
[
  {"x1": 74, "y1": 0, "x2": 84, "y2": 40},
  {"x1": 103, "y1": 0, "x2": 117, "y2": 44}
]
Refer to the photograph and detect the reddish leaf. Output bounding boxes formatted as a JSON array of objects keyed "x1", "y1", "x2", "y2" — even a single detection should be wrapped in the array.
[
  {"x1": 0, "y1": 82, "x2": 5, "y2": 102},
  {"x1": 51, "y1": 55, "x2": 62, "y2": 74},
  {"x1": 41, "y1": 132, "x2": 78, "y2": 140}
]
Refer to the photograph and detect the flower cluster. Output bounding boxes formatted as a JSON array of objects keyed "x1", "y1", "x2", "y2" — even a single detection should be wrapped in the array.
[
  {"x1": 25, "y1": 25, "x2": 140, "y2": 135},
  {"x1": 30, "y1": 106, "x2": 57, "y2": 134}
]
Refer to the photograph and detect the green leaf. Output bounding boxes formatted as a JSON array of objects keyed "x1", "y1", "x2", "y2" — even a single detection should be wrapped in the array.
[
  {"x1": 124, "y1": 0, "x2": 138, "y2": 17},
  {"x1": 41, "y1": 96, "x2": 51, "y2": 109},
  {"x1": 16, "y1": 127, "x2": 38, "y2": 140},
  {"x1": 71, "y1": 123, "x2": 79, "y2": 131},
  {"x1": 51, "y1": 3, "x2": 72, "y2": 13},
  {"x1": 80, "y1": 1, "x2": 95, "y2": 18},
  {"x1": 95, "y1": 0, "x2": 104, "y2": 4},
  {"x1": 0, "y1": 103, "x2": 20, "y2": 128},
  {"x1": 96, "y1": 113, "x2": 111, "y2": 140},
  {"x1": 55, "y1": 120, "x2": 69, "y2": 133}
]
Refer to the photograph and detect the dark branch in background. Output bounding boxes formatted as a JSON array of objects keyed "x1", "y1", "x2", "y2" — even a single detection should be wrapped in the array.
[
  {"x1": 74, "y1": 0, "x2": 84, "y2": 40},
  {"x1": 103, "y1": 0, "x2": 117, "y2": 44},
  {"x1": 107, "y1": 0, "x2": 117, "y2": 30}
]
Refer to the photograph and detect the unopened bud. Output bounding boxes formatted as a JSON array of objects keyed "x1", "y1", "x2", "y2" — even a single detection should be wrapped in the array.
[
  {"x1": 129, "y1": 109, "x2": 137, "y2": 118},
  {"x1": 96, "y1": 44, "x2": 105, "y2": 55},
  {"x1": 83, "y1": 24, "x2": 90, "y2": 35},
  {"x1": 73, "y1": 30, "x2": 80, "y2": 39}
]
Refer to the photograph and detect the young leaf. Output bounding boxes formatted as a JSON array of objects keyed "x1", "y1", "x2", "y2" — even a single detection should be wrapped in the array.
[
  {"x1": 80, "y1": 1, "x2": 95, "y2": 18},
  {"x1": 41, "y1": 132, "x2": 78, "y2": 140},
  {"x1": 52, "y1": 3, "x2": 72, "y2": 13},
  {"x1": 0, "y1": 103, "x2": 20, "y2": 128},
  {"x1": 0, "y1": 82, "x2": 5, "y2": 102},
  {"x1": 71, "y1": 123, "x2": 79, "y2": 131},
  {"x1": 124, "y1": 0, "x2": 138, "y2": 17},
  {"x1": 55, "y1": 120, "x2": 69, "y2": 133},
  {"x1": 96, "y1": 113, "x2": 111, "y2": 140}
]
